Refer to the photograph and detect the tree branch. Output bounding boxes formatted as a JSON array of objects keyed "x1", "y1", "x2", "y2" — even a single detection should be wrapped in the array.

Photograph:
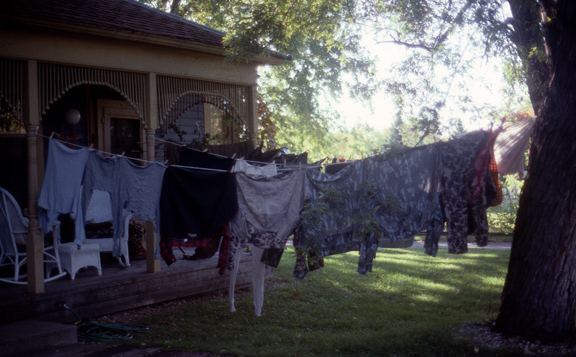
[
  {"x1": 375, "y1": 39, "x2": 434, "y2": 53},
  {"x1": 433, "y1": 0, "x2": 473, "y2": 50},
  {"x1": 170, "y1": 0, "x2": 180, "y2": 14},
  {"x1": 508, "y1": 0, "x2": 550, "y2": 112}
]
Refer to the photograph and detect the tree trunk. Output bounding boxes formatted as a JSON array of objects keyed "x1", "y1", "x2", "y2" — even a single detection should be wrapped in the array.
[
  {"x1": 495, "y1": 1, "x2": 576, "y2": 342},
  {"x1": 507, "y1": 0, "x2": 549, "y2": 113}
]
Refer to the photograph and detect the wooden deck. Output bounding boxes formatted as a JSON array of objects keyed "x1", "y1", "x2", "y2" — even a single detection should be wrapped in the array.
[{"x1": 0, "y1": 248, "x2": 270, "y2": 325}]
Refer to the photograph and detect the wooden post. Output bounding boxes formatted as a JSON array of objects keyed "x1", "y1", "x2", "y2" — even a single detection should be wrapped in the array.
[
  {"x1": 24, "y1": 60, "x2": 44, "y2": 293},
  {"x1": 145, "y1": 220, "x2": 159, "y2": 273},
  {"x1": 145, "y1": 73, "x2": 160, "y2": 273}
]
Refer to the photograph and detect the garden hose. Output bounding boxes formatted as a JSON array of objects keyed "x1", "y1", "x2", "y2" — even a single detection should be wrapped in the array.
[
  {"x1": 76, "y1": 321, "x2": 150, "y2": 343},
  {"x1": 60, "y1": 303, "x2": 150, "y2": 342}
]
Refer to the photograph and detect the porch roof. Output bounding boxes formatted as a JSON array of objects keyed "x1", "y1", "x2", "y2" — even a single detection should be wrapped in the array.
[{"x1": 1, "y1": 0, "x2": 288, "y2": 62}]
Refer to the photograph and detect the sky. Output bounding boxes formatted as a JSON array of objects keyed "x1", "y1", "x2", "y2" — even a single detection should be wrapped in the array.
[
  {"x1": 331, "y1": 3, "x2": 512, "y2": 134},
  {"x1": 331, "y1": 44, "x2": 508, "y2": 133}
]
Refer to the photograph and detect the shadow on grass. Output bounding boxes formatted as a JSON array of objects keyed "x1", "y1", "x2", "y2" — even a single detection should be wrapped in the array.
[{"x1": 133, "y1": 246, "x2": 516, "y2": 356}]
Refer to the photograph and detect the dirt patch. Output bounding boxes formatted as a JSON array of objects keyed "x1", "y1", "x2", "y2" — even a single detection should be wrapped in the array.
[{"x1": 453, "y1": 322, "x2": 576, "y2": 355}]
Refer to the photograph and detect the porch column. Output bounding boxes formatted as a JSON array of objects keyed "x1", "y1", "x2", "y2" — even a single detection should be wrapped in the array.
[
  {"x1": 145, "y1": 73, "x2": 161, "y2": 273},
  {"x1": 24, "y1": 60, "x2": 44, "y2": 293},
  {"x1": 247, "y1": 85, "x2": 259, "y2": 150}
]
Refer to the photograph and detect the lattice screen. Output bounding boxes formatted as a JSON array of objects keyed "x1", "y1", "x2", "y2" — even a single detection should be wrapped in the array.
[
  {"x1": 38, "y1": 63, "x2": 147, "y2": 120},
  {"x1": 1, "y1": 60, "x2": 252, "y2": 131},
  {"x1": 157, "y1": 75, "x2": 250, "y2": 134},
  {"x1": 0, "y1": 59, "x2": 24, "y2": 122}
]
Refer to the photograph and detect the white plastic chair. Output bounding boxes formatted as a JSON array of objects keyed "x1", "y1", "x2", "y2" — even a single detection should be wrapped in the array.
[
  {"x1": 85, "y1": 190, "x2": 132, "y2": 266},
  {"x1": 0, "y1": 187, "x2": 66, "y2": 285}
]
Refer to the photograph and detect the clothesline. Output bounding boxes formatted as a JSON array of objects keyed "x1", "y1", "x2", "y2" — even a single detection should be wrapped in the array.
[
  {"x1": 156, "y1": 136, "x2": 323, "y2": 171},
  {"x1": 37, "y1": 133, "x2": 230, "y2": 173},
  {"x1": 36, "y1": 132, "x2": 319, "y2": 173},
  {"x1": 156, "y1": 136, "x2": 308, "y2": 168}
]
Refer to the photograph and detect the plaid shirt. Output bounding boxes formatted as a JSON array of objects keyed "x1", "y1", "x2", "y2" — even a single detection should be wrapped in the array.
[{"x1": 160, "y1": 224, "x2": 230, "y2": 275}]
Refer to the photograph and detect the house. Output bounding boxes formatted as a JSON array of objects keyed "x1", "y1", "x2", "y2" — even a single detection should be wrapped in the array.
[{"x1": 0, "y1": 0, "x2": 286, "y2": 294}]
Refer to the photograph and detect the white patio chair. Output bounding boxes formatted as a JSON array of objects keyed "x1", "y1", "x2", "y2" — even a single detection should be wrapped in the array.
[
  {"x1": 0, "y1": 187, "x2": 66, "y2": 285},
  {"x1": 85, "y1": 190, "x2": 132, "y2": 266}
]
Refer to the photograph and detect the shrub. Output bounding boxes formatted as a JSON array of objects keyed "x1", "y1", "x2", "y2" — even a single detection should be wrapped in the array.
[{"x1": 487, "y1": 174, "x2": 524, "y2": 235}]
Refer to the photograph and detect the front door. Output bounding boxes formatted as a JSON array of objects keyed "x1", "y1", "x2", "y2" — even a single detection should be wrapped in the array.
[{"x1": 97, "y1": 99, "x2": 143, "y2": 159}]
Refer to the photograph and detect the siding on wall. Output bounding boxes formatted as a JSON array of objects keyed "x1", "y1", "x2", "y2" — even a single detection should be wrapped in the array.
[{"x1": 155, "y1": 103, "x2": 204, "y2": 162}]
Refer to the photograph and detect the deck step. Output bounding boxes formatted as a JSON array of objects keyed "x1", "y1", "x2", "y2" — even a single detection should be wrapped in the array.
[{"x1": 0, "y1": 319, "x2": 77, "y2": 356}]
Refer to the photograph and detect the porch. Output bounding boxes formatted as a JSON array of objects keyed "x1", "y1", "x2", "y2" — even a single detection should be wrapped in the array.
[
  {"x1": 1, "y1": 0, "x2": 286, "y2": 298},
  {"x1": 0, "y1": 248, "x2": 269, "y2": 325}
]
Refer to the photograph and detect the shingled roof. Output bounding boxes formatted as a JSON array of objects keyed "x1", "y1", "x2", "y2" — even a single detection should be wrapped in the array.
[{"x1": 2, "y1": 0, "x2": 226, "y2": 49}]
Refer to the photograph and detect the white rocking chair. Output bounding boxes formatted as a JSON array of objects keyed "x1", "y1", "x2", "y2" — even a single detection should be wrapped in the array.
[{"x1": 0, "y1": 187, "x2": 66, "y2": 285}]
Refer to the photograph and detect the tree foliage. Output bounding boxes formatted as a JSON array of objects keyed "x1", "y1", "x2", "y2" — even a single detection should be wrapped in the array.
[
  {"x1": 141, "y1": 0, "x2": 379, "y2": 159},
  {"x1": 141, "y1": 1, "x2": 534, "y2": 156}
]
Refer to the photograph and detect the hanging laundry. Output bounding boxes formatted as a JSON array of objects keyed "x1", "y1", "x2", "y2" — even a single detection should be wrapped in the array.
[
  {"x1": 493, "y1": 118, "x2": 535, "y2": 176},
  {"x1": 247, "y1": 144, "x2": 309, "y2": 165},
  {"x1": 424, "y1": 131, "x2": 495, "y2": 256},
  {"x1": 159, "y1": 165, "x2": 238, "y2": 266},
  {"x1": 234, "y1": 159, "x2": 278, "y2": 177},
  {"x1": 117, "y1": 157, "x2": 166, "y2": 256},
  {"x1": 118, "y1": 157, "x2": 166, "y2": 223},
  {"x1": 294, "y1": 130, "x2": 498, "y2": 275},
  {"x1": 188, "y1": 140, "x2": 254, "y2": 159},
  {"x1": 229, "y1": 245, "x2": 267, "y2": 317},
  {"x1": 169, "y1": 147, "x2": 237, "y2": 262},
  {"x1": 228, "y1": 170, "x2": 308, "y2": 268},
  {"x1": 82, "y1": 154, "x2": 166, "y2": 256},
  {"x1": 246, "y1": 145, "x2": 286, "y2": 162},
  {"x1": 228, "y1": 169, "x2": 308, "y2": 316},
  {"x1": 81, "y1": 151, "x2": 123, "y2": 253},
  {"x1": 178, "y1": 146, "x2": 235, "y2": 170},
  {"x1": 365, "y1": 144, "x2": 444, "y2": 260},
  {"x1": 38, "y1": 139, "x2": 89, "y2": 245},
  {"x1": 425, "y1": 170, "x2": 497, "y2": 257},
  {"x1": 164, "y1": 140, "x2": 255, "y2": 165},
  {"x1": 324, "y1": 161, "x2": 354, "y2": 174},
  {"x1": 293, "y1": 160, "x2": 367, "y2": 278},
  {"x1": 470, "y1": 127, "x2": 503, "y2": 200},
  {"x1": 163, "y1": 139, "x2": 182, "y2": 165},
  {"x1": 488, "y1": 154, "x2": 503, "y2": 207},
  {"x1": 226, "y1": 158, "x2": 282, "y2": 312}
]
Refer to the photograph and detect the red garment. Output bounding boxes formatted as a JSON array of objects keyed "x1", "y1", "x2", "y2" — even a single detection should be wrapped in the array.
[
  {"x1": 489, "y1": 156, "x2": 503, "y2": 207},
  {"x1": 161, "y1": 224, "x2": 231, "y2": 275},
  {"x1": 471, "y1": 128, "x2": 502, "y2": 200}
]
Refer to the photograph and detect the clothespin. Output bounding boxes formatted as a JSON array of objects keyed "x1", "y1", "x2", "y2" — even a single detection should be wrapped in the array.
[
  {"x1": 231, "y1": 153, "x2": 236, "y2": 159},
  {"x1": 203, "y1": 149, "x2": 208, "y2": 152},
  {"x1": 89, "y1": 143, "x2": 94, "y2": 150},
  {"x1": 299, "y1": 162, "x2": 302, "y2": 171},
  {"x1": 283, "y1": 159, "x2": 286, "y2": 168},
  {"x1": 164, "y1": 160, "x2": 169, "y2": 165},
  {"x1": 121, "y1": 152, "x2": 125, "y2": 156},
  {"x1": 230, "y1": 165, "x2": 235, "y2": 173},
  {"x1": 49, "y1": 132, "x2": 55, "y2": 139}
]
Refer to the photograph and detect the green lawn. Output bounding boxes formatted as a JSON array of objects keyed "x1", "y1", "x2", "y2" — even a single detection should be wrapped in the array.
[
  {"x1": 414, "y1": 233, "x2": 514, "y2": 244},
  {"x1": 133, "y1": 246, "x2": 515, "y2": 356}
]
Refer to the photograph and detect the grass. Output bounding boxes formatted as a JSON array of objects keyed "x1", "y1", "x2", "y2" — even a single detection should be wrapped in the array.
[
  {"x1": 132, "y1": 246, "x2": 514, "y2": 356},
  {"x1": 414, "y1": 233, "x2": 514, "y2": 244}
]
